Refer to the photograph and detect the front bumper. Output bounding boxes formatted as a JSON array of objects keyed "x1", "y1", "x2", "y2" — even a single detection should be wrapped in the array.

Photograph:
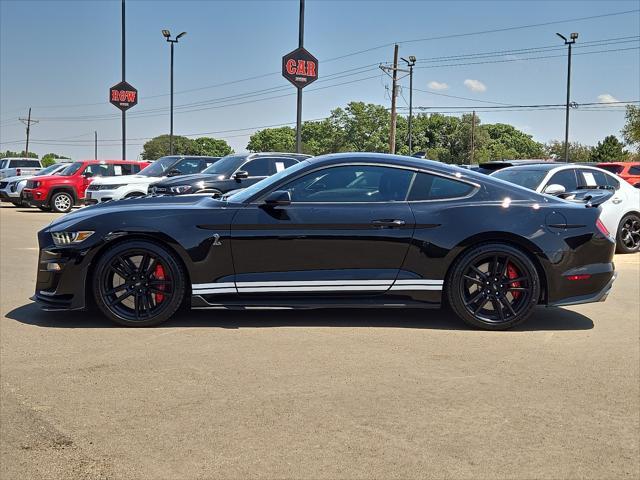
[{"x1": 83, "y1": 189, "x2": 118, "y2": 205}]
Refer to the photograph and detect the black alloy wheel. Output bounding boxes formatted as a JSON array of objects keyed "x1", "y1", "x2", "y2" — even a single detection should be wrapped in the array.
[
  {"x1": 447, "y1": 243, "x2": 540, "y2": 330},
  {"x1": 616, "y1": 214, "x2": 640, "y2": 254},
  {"x1": 93, "y1": 240, "x2": 185, "y2": 326}
]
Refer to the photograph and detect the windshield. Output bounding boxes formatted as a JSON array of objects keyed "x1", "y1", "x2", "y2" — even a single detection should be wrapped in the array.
[
  {"x1": 201, "y1": 155, "x2": 245, "y2": 175},
  {"x1": 138, "y1": 156, "x2": 181, "y2": 177},
  {"x1": 59, "y1": 162, "x2": 83, "y2": 176},
  {"x1": 36, "y1": 164, "x2": 64, "y2": 176},
  {"x1": 596, "y1": 164, "x2": 623, "y2": 174},
  {"x1": 491, "y1": 169, "x2": 548, "y2": 190},
  {"x1": 227, "y1": 160, "x2": 311, "y2": 203}
]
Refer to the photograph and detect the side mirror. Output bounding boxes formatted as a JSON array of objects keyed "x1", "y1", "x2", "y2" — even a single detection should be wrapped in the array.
[
  {"x1": 544, "y1": 184, "x2": 566, "y2": 196},
  {"x1": 234, "y1": 170, "x2": 249, "y2": 181},
  {"x1": 263, "y1": 190, "x2": 291, "y2": 206},
  {"x1": 166, "y1": 168, "x2": 182, "y2": 177}
]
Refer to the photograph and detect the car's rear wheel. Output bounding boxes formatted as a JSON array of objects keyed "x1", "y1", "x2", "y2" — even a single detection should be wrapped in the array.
[
  {"x1": 93, "y1": 240, "x2": 186, "y2": 327},
  {"x1": 446, "y1": 243, "x2": 540, "y2": 330},
  {"x1": 616, "y1": 213, "x2": 640, "y2": 254},
  {"x1": 50, "y1": 191, "x2": 73, "y2": 213}
]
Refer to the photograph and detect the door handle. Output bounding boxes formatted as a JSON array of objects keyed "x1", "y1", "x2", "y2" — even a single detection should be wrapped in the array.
[
  {"x1": 372, "y1": 219, "x2": 406, "y2": 227},
  {"x1": 612, "y1": 197, "x2": 623, "y2": 204}
]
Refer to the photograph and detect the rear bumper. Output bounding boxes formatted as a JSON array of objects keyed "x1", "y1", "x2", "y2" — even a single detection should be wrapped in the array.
[{"x1": 549, "y1": 272, "x2": 617, "y2": 307}]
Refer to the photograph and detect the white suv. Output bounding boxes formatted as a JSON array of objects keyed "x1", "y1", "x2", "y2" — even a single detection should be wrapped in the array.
[
  {"x1": 85, "y1": 155, "x2": 219, "y2": 205},
  {"x1": 0, "y1": 163, "x2": 68, "y2": 206},
  {"x1": 0, "y1": 158, "x2": 42, "y2": 178}
]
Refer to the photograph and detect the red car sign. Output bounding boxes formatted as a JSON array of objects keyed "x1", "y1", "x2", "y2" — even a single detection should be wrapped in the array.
[
  {"x1": 282, "y1": 47, "x2": 318, "y2": 88},
  {"x1": 109, "y1": 81, "x2": 138, "y2": 111}
]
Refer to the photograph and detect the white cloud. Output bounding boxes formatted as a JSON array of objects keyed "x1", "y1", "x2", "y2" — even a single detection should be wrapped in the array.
[
  {"x1": 597, "y1": 93, "x2": 619, "y2": 104},
  {"x1": 427, "y1": 81, "x2": 449, "y2": 91},
  {"x1": 464, "y1": 79, "x2": 487, "y2": 93}
]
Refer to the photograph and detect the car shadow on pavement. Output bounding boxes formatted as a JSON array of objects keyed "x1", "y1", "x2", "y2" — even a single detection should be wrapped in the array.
[{"x1": 5, "y1": 302, "x2": 594, "y2": 331}]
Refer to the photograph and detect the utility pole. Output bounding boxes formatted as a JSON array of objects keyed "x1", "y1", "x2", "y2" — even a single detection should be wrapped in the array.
[
  {"x1": 401, "y1": 56, "x2": 416, "y2": 155},
  {"x1": 19, "y1": 108, "x2": 38, "y2": 158},
  {"x1": 296, "y1": 0, "x2": 305, "y2": 153},
  {"x1": 94, "y1": 131, "x2": 98, "y2": 159},
  {"x1": 557, "y1": 32, "x2": 578, "y2": 162},
  {"x1": 470, "y1": 110, "x2": 476, "y2": 164},
  {"x1": 389, "y1": 44, "x2": 399, "y2": 154},
  {"x1": 162, "y1": 30, "x2": 187, "y2": 155}
]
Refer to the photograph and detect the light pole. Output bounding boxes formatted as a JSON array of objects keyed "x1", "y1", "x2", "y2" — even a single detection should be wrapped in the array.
[
  {"x1": 557, "y1": 32, "x2": 578, "y2": 162},
  {"x1": 401, "y1": 56, "x2": 416, "y2": 155},
  {"x1": 162, "y1": 30, "x2": 187, "y2": 155}
]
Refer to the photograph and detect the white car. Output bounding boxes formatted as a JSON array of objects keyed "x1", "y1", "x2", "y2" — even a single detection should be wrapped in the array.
[
  {"x1": 0, "y1": 157, "x2": 42, "y2": 179},
  {"x1": 0, "y1": 163, "x2": 68, "y2": 206},
  {"x1": 85, "y1": 155, "x2": 218, "y2": 205},
  {"x1": 492, "y1": 164, "x2": 640, "y2": 253}
]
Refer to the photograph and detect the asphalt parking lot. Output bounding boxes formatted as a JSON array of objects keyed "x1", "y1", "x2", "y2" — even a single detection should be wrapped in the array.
[{"x1": 0, "y1": 203, "x2": 638, "y2": 480}]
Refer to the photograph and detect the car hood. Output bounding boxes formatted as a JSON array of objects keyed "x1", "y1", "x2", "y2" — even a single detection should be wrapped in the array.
[
  {"x1": 92, "y1": 174, "x2": 164, "y2": 186},
  {"x1": 47, "y1": 194, "x2": 234, "y2": 230},
  {"x1": 152, "y1": 173, "x2": 224, "y2": 187},
  {"x1": 1, "y1": 174, "x2": 34, "y2": 183}
]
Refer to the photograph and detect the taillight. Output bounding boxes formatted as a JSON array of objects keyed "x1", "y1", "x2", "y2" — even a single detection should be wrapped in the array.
[
  {"x1": 596, "y1": 218, "x2": 610, "y2": 237},
  {"x1": 566, "y1": 274, "x2": 592, "y2": 281}
]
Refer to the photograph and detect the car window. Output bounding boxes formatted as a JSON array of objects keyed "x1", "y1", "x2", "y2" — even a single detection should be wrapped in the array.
[
  {"x1": 408, "y1": 172, "x2": 475, "y2": 201},
  {"x1": 15, "y1": 159, "x2": 40, "y2": 167},
  {"x1": 578, "y1": 169, "x2": 609, "y2": 188},
  {"x1": 83, "y1": 164, "x2": 112, "y2": 178},
  {"x1": 173, "y1": 159, "x2": 205, "y2": 174},
  {"x1": 491, "y1": 169, "x2": 548, "y2": 190},
  {"x1": 242, "y1": 158, "x2": 271, "y2": 177},
  {"x1": 271, "y1": 158, "x2": 298, "y2": 174},
  {"x1": 0, "y1": 160, "x2": 7, "y2": 169},
  {"x1": 629, "y1": 166, "x2": 640, "y2": 175},
  {"x1": 597, "y1": 164, "x2": 623, "y2": 174},
  {"x1": 546, "y1": 169, "x2": 578, "y2": 192},
  {"x1": 60, "y1": 162, "x2": 84, "y2": 176},
  {"x1": 280, "y1": 165, "x2": 414, "y2": 203}
]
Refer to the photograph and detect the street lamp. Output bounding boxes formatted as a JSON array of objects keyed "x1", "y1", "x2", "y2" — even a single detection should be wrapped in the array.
[
  {"x1": 557, "y1": 32, "x2": 578, "y2": 162},
  {"x1": 401, "y1": 55, "x2": 416, "y2": 155},
  {"x1": 162, "y1": 29, "x2": 187, "y2": 155}
]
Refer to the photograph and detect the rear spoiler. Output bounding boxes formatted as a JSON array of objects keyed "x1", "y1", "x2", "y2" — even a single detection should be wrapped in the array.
[{"x1": 558, "y1": 189, "x2": 614, "y2": 208}]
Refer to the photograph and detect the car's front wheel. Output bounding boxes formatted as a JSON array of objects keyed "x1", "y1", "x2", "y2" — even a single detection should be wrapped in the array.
[
  {"x1": 50, "y1": 191, "x2": 74, "y2": 213},
  {"x1": 446, "y1": 243, "x2": 540, "y2": 330},
  {"x1": 616, "y1": 213, "x2": 640, "y2": 254},
  {"x1": 93, "y1": 240, "x2": 186, "y2": 327}
]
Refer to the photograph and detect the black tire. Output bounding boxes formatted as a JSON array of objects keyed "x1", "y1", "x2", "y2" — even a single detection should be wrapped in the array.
[
  {"x1": 92, "y1": 240, "x2": 186, "y2": 327},
  {"x1": 446, "y1": 243, "x2": 540, "y2": 330},
  {"x1": 616, "y1": 213, "x2": 640, "y2": 254},
  {"x1": 50, "y1": 191, "x2": 74, "y2": 213}
]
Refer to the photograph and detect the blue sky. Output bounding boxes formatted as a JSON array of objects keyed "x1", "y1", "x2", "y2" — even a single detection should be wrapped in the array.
[{"x1": 1, "y1": 0, "x2": 638, "y2": 160}]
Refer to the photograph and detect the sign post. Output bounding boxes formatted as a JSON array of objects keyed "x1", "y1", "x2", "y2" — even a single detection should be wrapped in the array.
[{"x1": 282, "y1": 0, "x2": 317, "y2": 153}]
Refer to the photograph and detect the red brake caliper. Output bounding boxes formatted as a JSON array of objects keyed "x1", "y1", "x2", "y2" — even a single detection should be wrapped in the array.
[
  {"x1": 153, "y1": 264, "x2": 165, "y2": 303},
  {"x1": 507, "y1": 263, "x2": 521, "y2": 299}
]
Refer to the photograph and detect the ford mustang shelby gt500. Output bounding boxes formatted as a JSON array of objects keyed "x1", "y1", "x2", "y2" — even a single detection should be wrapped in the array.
[{"x1": 34, "y1": 153, "x2": 617, "y2": 330}]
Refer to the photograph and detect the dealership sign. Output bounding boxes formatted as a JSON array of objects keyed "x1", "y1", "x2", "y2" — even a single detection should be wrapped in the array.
[
  {"x1": 282, "y1": 47, "x2": 318, "y2": 88},
  {"x1": 109, "y1": 81, "x2": 138, "y2": 111}
]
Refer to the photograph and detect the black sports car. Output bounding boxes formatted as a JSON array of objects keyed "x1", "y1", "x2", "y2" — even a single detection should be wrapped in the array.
[
  {"x1": 148, "y1": 152, "x2": 310, "y2": 196},
  {"x1": 34, "y1": 153, "x2": 616, "y2": 330}
]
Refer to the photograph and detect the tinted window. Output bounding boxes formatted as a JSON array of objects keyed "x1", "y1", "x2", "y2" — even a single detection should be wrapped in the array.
[
  {"x1": 546, "y1": 169, "x2": 578, "y2": 192},
  {"x1": 280, "y1": 165, "x2": 413, "y2": 203},
  {"x1": 408, "y1": 172, "x2": 475, "y2": 201},
  {"x1": 15, "y1": 159, "x2": 40, "y2": 167},
  {"x1": 242, "y1": 158, "x2": 271, "y2": 177},
  {"x1": 172, "y1": 159, "x2": 205, "y2": 174},
  {"x1": 597, "y1": 164, "x2": 623, "y2": 174},
  {"x1": 83, "y1": 163, "x2": 111, "y2": 177},
  {"x1": 629, "y1": 166, "x2": 640, "y2": 175},
  {"x1": 0, "y1": 160, "x2": 7, "y2": 169},
  {"x1": 60, "y1": 162, "x2": 83, "y2": 176},
  {"x1": 492, "y1": 169, "x2": 548, "y2": 190},
  {"x1": 272, "y1": 158, "x2": 298, "y2": 173},
  {"x1": 578, "y1": 169, "x2": 609, "y2": 188},
  {"x1": 138, "y1": 156, "x2": 182, "y2": 177},
  {"x1": 115, "y1": 163, "x2": 134, "y2": 176}
]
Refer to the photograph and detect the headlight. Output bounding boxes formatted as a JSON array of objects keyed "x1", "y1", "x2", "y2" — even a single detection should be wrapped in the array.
[
  {"x1": 169, "y1": 185, "x2": 192, "y2": 194},
  {"x1": 32, "y1": 181, "x2": 40, "y2": 188},
  {"x1": 51, "y1": 231, "x2": 95, "y2": 246},
  {"x1": 103, "y1": 184, "x2": 127, "y2": 190}
]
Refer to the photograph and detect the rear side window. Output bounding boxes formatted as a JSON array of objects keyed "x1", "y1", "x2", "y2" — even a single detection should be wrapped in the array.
[
  {"x1": 243, "y1": 158, "x2": 271, "y2": 177},
  {"x1": 629, "y1": 166, "x2": 640, "y2": 175},
  {"x1": 271, "y1": 158, "x2": 298, "y2": 174},
  {"x1": 546, "y1": 169, "x2": 578, "y2": 192},
  {"x1": 408, "y1": 172, "x2": 475, "y2": 201},
  {"x1": 603, "y1": 173, "x2": 620, "y2": 189},
  {"x1": 597, "y1": 164, "x2": 623, "y2": 174},
  {"x1": 579, "y1": 169, "x2": 609, "y2": 188}
]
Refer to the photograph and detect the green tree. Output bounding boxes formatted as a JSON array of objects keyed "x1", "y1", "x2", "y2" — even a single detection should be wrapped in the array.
[
  {"x1": 479, "y1": 123, "x2": 545, "y2": 161},
  {"x1": 590, "y1": 135, "x2": 628, "y2": 163},
  {"x1": 141, "y1": 135, "x2": 194, "y2": 160},
  {"x1": 330, "y1": 102, "x2": 390, "y2": 152},
  {"x1": 545, "y1": 140, "x2": 593, "y2": 163},
  {"x1": 247, "y1": 127, "x2": 296, "y2": 153},
  {"x1": 41, "y1": 153, "x2": 70, "y2": 167},
  {"x1": 302, "y1": 119, "x2": 345, "y2": 155},
  {"x1": 0, "y1": 150, "x2": 38, "y2": 159},
  {"x1": 188, "y1": 137, "x2": 233, "y2": 157},
  {"x1": 621, "y1": 105, "x2": 640, "y2": 152}
]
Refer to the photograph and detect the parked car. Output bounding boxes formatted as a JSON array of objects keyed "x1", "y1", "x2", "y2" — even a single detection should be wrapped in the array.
[
  {"x1": 22, "y1": 160, "x2": 148, "y2": 213},
  {"x1": 148, "y1": 152, "x2": 310, "y2": 197},
  {"x1": 34, "y1": 152, "x2": 616, "y2": 331},
  {"x1": 597, "y1": 162, "x2": 640, "y2": 188},
  {"x1": 477, "y1": 159, "x2": 558, "y2": 174},
  {"x1": 492, "y1": 164, "x2": 640, "y2": 253},
  {"x1": 0, "y1": 163, "x2": 68, "y2": 206},
  {"x1": 0, "y1": 157, "x2": 42, "y2": 179},
  {"x1": 85, "y1": 156, "x2": 219, "y2": 205}
]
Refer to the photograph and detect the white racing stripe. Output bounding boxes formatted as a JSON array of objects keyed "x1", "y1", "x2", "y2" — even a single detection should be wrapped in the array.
[{"x1": 192, "y1": 278, "x2": 443, "y2": 295}]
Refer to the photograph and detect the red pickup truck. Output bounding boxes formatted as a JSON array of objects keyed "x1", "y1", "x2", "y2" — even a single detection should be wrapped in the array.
[{"x1": 22, "y1": 160, "x2": 149, "y2": 213}]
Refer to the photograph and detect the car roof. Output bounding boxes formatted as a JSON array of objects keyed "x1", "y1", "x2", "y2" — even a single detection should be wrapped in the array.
[
  {"x1": 597, "y1": 161, "x2": 640, "y2": 166},
  {"x1": 74, "y1": 159, "x2": 144, "y2": 163}
]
